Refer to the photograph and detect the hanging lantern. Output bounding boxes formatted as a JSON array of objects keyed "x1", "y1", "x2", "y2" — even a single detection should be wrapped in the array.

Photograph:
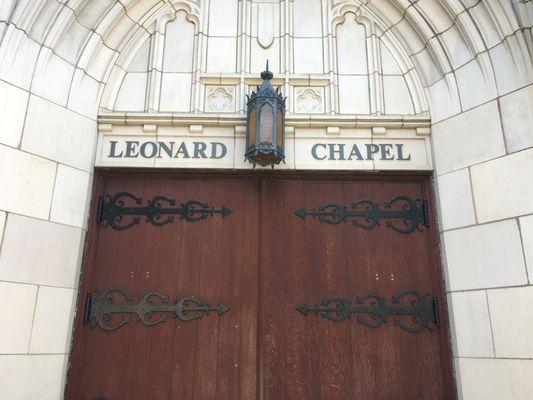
[{"x1": 245, "y1": 62, "x2": 286, "y2": 168}]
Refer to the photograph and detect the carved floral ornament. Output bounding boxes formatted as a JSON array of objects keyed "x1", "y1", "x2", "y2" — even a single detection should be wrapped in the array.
[
  {"x1": 295, "y1": 88, "x2": 324, "y2": 114},
  {"x1": 206, "y1": 87, "x2": 235, "y2": 112}
]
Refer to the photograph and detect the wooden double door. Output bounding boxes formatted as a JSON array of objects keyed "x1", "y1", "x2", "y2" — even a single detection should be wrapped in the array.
[{"x1": 67, "y1": 171, "x2": 454, "y2": 400}]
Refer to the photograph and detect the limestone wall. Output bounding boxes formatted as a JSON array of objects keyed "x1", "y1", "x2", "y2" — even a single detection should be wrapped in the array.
[{"x1": 0, "y1": 1, "x2": 532, "y2": 398}]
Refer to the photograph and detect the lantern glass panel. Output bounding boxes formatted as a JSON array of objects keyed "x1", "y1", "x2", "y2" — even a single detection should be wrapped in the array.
[
  {"x1": 259, "y1": 103, "x2": 274, "y2": 143},
  {"x1": 248, "y1": 106, "x2": 256, "y2": 147}
]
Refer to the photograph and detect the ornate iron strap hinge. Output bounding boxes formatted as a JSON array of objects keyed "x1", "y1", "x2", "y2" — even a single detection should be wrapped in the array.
[
  {"x1": 296, "y1": 290, "x2": 439, "y2": 333},
  {"x1": 84, "y1": 288, "x2": 230, "y2": 331},
  {"x1": 295, "y1": 196, "x2": 430, "y2": 233},
  {"x1": 96, "y1": 192, "x2": 232, "y2": 230}
]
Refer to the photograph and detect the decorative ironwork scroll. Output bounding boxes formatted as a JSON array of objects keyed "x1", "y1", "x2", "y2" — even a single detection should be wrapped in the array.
[
  {"x1": 296, "y1": 290, "x2": 439, "y2": 333},
  {"x1": 295, "y1": 196, "x2": 428, "y2": 233},
  {"x1": 97, "y1": 192, "x2": 232, "y2": 230},
  {"x1": 85, "y1": 288, "x2": 230, "y2": 331}
]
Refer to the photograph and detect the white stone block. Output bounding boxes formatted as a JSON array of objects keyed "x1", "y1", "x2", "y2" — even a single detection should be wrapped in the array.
[
  {"x1": 369, "y1": 0, "x2": 404, "y2": 25},
  {"x1": 411, "y1": 48, "x2": 442, "y2": 86},
  {"x1": 415, "y1": 0, "x2": 454, "y2": 34},
  {"x1": 455, "y1": 55, "x2": 498, "y2": 111},
  {"x1": 443, "y1": 219, "x2": 528, "y2": 291},
  {"x1": 0, "y1": 211, "x2": 5, "y2": 249},
  {"x1": 427, "y1": 75, "x2": 461, "y2": 123},
  {"x1": 471, "y1": 148, "x2": 533, "y2": 222},
  {"x1": 488, "y1": 286, "x2": 533, "y2": 358},
  {"x1": 114, "y1": 72, "x2": 147, "y2": 111},
  {"x1": 0, "y1": 214, "x2": 84, "y2": 288},
  {"x1": 0, "y1": 145, "x2": 56, "y2": 219},
  {"x1": 22, "y1": 95, "x2": 97, "y2": 172},
  {"x1": 50, "y1": 165, "x2": 91, "y2": 228},
  {"x1": 0, "y1": 28, "x2": 40, "y2": 90},
  {"x1": 382, "y1": 75, "x2": 415, "y2": 114},
  {"x1": 520, "y1": 215, "x2": 533, "y2": 281},
  {"x1": 163, "y1": 11, "x2": 194, "y2": 73},
  {"x1": 432, "y1": 101, "x2": 506, "y2": 174},
  {"x1": 250, "y1": 39, "x2": 280, "y2": 75},
  {"x1": 499, "y1": 85, "x2": 533, "y2": 153},
  {"x1": 448, "y1": 291, "x2": 494, "y2": 357},
  {"x1": 85, "y1": 37, "x2": 118, "y2": 82},
  {"x1": 102, "y1": 12, "x2": 136, "y2": 51},
  {"x1": 0, "y1": 355, "x2": 67, "y2": 400},
  {"x1": 436, "y1": 169, "x2": 476, "y2": 231},
  {"x1": 55, "y1": 19, "x2": 91, "y2": 65},
  {"x1": 490, "y1": 36, "x2": 533, "y2": 96},
  {"x1": 392, "y1": 18, "x2": 425, "y2": 55},
  {"x1": 206, "y1": 37, "x2": 237, "y2": 73},
  {"x1": 338, "y1": 75, "x2": 370, "y2": 114},
  {"x1": 439, "y1": 25, "x2": 473, "y2": 69},
  {"x1": 77, "y1": 0, "x2": 114, "y2": 28},
  {"x1": 0, "y1": 79, "x2": 29, "y2": 147},
  {"x1": 380, "y1": 43, "x2": 403, "y2": 75},
  {"x1": 0, "y1": 0, "x2": 17, "y2": 21},
  {"x1": 126, "y1": 36, "x2": 150, "y2": 73},
  {"x1": 32, "y1": 49, "x2": 75, "y2": 106},
  {"x1": 294, "y1": 38, "x2": 323, "y2": 74},
  {"x1": 68, "y1": 69, "x2": 102, "y2": 119},
  {"x1": 293, "y1": 0, "x2": 322, "y2": 37},
  {"x1": 159, "y1": 73, "x2": 192, "y2": 112},
  {"x1": 0, "y1": 282, "x2": 37, "y2": 353},
  {"x1": 456, "y1": 358, "x2": 533, "y2": 400},
  {"x1": 208, "y1": 0, "x2": 238, "y2": 36},
  {"x1": 336, "y1": 13, "x2": 367, "y2": 75},
  {"x1": 470, "y1": 3, "x2": 504, "y2": 48},
  {"x1": 30, "y1": 287, "x2": 76, "y2": 354}
]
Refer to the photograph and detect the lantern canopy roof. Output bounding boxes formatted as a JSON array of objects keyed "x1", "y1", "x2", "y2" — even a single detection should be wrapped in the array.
[{"x1": 248, "y1": 62, "x2": 284, "y2": 105}]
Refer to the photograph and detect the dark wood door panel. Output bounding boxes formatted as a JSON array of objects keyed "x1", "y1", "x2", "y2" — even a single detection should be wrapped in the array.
[
  {"x1": 258, "y1": 178, "x2": 454, "y2": 400},
  {"x1": 68, "y1": 176, "x2": 259, "y2": 400},
  {"x1": 67, "y1": 171, "x2": 454, "y2": 400}
]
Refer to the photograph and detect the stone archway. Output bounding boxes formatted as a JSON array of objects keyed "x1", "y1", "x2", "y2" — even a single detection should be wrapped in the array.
[{"x1": 0, "y1": 1, "x2": 532, "y2": 398}]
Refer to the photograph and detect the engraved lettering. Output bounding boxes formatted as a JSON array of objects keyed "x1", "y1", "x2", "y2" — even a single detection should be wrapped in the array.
[
  {"x1": 125, "y1": 141, "x2": 139, "y2": 158},
  {"x1": 140, "y1": 142, "x2": 158, "y2": 158},
  {"x1": 365, "y1": 144, "x2": 380, "y2": 160},
  {"x1": 311, "y1": 143, "x2": 327, "y2": 160},
  {"x1": 108, "y1": 141, "x2": 124, "y2": 158},
  {"x1": 397, "y1": 144, "x2": 412, "y2": 161},
  {"x1": 329, "y1": 144, "x2": 346, "y2": 160}
]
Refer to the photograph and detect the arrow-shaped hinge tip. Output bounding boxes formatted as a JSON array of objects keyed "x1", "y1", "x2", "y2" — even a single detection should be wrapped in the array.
[
  {"x1": 217, "y1": 304, "x2": 230, "y2": 315},
  {"x1": 295, "y1": 209, "x2": 307, "y2": 219},
  {"x1": 221, "y1": 207, "x2": 232, "y2": 217},
  {"x1": 296, "y1": 303, "x2": 309, "y2": 315}
]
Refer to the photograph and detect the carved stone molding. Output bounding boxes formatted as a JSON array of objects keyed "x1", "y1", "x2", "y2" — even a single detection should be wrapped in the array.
[
  {"x1": 257, "y1": 2, "x2": 275, "y2": 49},
  {"x1": 294, "y1": 87, "x2": 325, "y2": 114},
  {"x1": 205, "y1": 86, "x2": 235, "y2": 113}
]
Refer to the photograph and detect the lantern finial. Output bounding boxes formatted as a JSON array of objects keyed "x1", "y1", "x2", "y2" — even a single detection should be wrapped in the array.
[{"x1": 261, "y1": 60, "x2": 273, "y2": 81}]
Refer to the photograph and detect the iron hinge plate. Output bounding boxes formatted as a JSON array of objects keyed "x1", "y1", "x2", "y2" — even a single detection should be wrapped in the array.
[
  {"x1": 96, "y1": 195, "x2": 104, "y2": 223},
  {"x1": 432, "y1": 296, "x2": 440, "y2": 327},
  {"x1": 85, "y1": 288, "x2": 230, "y2": 331},
  {"x1": 83, "y1": 292, "x2": 93, "y2": 325},
  {"x1": 422, "y1": 199, "x2": 430, "y2": 227}
]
